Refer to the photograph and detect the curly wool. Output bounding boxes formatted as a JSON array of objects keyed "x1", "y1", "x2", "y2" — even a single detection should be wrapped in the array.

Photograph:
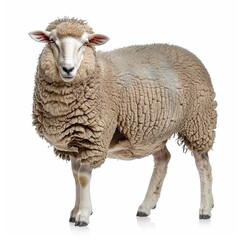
[
  {"x1": 106, "y1": 44, "x2": 217, "y2": 153},
  {"x1": 33, "y1": 49, "x2": 107, "y2": 167},
  {"x1": 46, "y1": 17, "x2": 94, "y2": 37},
  {"x1": 33, "y1": 18, "x2": 217, "y2": 168}
]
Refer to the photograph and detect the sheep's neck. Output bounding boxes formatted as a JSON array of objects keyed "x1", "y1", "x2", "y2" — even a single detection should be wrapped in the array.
[{"x1": 37, "y1": 74, "x2": 101, "y2": 119}]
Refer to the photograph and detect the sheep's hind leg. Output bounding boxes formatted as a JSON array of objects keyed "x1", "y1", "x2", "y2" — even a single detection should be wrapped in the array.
[
  {"x1": 193, "y1": 151, "x2": 214, "y2": 219},
  {"x1": 137, "y1": 146, "x2": 170, "y2": 217},
  {"x1": 70, "y1": 157, "x2": 93, "y2": 227}
]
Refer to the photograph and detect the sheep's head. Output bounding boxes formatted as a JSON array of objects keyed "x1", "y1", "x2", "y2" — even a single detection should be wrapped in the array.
[{"x1": 29, "y1": 21, "x2": 109, "y2": 83}]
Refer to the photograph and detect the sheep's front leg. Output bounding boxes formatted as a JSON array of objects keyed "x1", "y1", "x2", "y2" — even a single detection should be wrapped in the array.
[
  {"x1": 137, "y1": 147, "x2": 170, "y2": 216},
  {"x1": 69, "y1": 157, "x2": 93, "y2": 227},
  {"x1": 193, "y1": 151, "x2": 214, "y2": 219},
  {"x1": 69, "y1": 159, "x2": 80, "y2": 223}
]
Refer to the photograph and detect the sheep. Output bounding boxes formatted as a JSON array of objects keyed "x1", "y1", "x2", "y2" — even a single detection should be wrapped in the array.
[{"x1": 29, "y1": 17, "x2": 217, "y2": 227}]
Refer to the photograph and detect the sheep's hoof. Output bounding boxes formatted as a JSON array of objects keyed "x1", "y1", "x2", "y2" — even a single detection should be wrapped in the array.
[
  {"x1": 75, "y1": 221, "x2": 88, "y2": 227},
  {"x1": 69, "y1": 217, "x2": 75, "y2": 223},
  {"x1": 136, "y1": 211, "x2": 149, "y2": 217},
  {"x1": 199, "y1": 214, "x2": 211, "y2": 220}
]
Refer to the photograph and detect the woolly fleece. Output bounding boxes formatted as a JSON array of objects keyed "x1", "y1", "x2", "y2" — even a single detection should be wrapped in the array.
[{"x1": 32, "y1": 18, "x2": 217, "y2": 168}]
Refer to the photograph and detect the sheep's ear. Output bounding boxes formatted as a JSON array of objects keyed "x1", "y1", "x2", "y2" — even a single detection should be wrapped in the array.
[
  {"x1": 29, "y1": 30, "x2": 51, "y2": 43},
  {"x1": 87, "y1": 34, "x2": 109, "y2": 46}
]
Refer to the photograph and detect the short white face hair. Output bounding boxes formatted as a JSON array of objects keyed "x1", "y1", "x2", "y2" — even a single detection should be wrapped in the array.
[{"x1": 29, "y1": 30, "x2": 109, "y2": 82}]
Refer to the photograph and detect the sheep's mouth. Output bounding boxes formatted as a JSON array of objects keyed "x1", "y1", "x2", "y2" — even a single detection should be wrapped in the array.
[{"x1": 60, "y1": 75, "x2": 76, "y2": 83}]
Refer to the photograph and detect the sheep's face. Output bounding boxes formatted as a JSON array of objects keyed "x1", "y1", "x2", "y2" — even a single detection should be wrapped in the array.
[{"x1": 29, "y1": 30, "x2": 109, "y2": 83}]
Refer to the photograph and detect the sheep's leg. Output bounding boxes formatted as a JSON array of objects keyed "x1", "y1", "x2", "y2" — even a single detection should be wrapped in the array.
[
  {"x1": 69, "y1": 157, "x2": 93, "y2": 227},
  {"x1": 69, "y1": 159, "x2": 81, "y2": 222},
  {"x1": 137, "y1": 147, "x2": 170, "y2": 217},
  {"x1": 193, "y1": 151, "x2": 214, "y2": 219},
  {"x1": 74, "y1": 164, "x2": 93, "y2": 226}
]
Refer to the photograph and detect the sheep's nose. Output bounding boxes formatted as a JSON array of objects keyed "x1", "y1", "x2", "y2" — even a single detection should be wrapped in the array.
[{"x1": 62, "y1": 66, "x2": 75, "y2": 74}]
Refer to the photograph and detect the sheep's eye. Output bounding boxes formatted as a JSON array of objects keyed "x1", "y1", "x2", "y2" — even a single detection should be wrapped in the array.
[
  {"x1": 50, "y1": 40, "x2": 60, "y2": 51},
  {"x1": 51, "y1": 41, "x2": 55, "y2": 44},
  {"x1": 78, "y1": 44, "x2": 85, "y2": 52},
  {"x1": 77, "y1": 43, "x2": 87, "y2": 52}
]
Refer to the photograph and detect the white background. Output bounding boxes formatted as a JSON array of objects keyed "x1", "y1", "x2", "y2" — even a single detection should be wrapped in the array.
[{"x1": 2, "y1": 0, "x2": 239, "y2": 239}]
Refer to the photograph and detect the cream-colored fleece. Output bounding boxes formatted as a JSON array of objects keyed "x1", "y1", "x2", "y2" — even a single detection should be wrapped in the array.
[{"x1": 33, "y1": 18, "x2": 217, "y2": 168}]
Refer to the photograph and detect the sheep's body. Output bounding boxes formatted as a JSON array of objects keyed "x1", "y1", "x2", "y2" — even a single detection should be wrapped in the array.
[
  {"x1": 106, "y1": 44, "x2": 216, "y2": 159},
  {"x1": 34, "y1": 44, "x2": 216, "y2": 165},
  {"x1": 31, "y1": 18, "x2": 217, "y2": 226}
]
